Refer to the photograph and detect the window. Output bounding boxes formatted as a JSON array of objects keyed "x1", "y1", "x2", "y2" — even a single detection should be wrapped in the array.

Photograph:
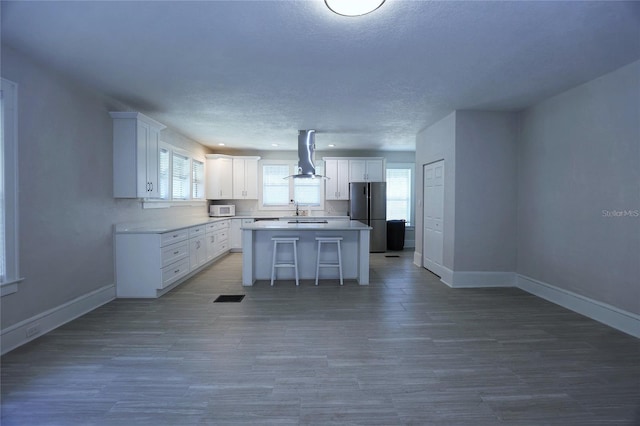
[
  {"x1": 260, "y1": 160, "x2": 324, "y2": 209},
  {"x1": 262, "y1": 164, "x2": 290, "y2": 206},
  {"x1": 386, "y1": 163, "x2": 413, "y2": 225},
  {"x1": 192, "y1": 159, "x2": 204, "y2": 199},
  {"x1": 158, "y1": 145, "x2": 170, "y2": 200},
  {"x1": 1, "y1": 78, "x2": 20, "y2": 295},
  {"x1": 171, "y1": 152, "x2": 190, "y2": 200},
  {"x1": 152, "y1": 142, "x2": 205, "y2": 206}
]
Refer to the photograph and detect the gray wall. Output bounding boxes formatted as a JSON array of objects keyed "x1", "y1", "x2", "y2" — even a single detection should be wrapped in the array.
[
  {"x1": 518, "y1": 60, "x2": 640, "y2": 314},
  {"x1": 415, "y1": 111, "x2": 518, "y2": 273},
  {"x1": 454, "y1": 111, "x2": 518, "y2": 272},
  {"x1": 414, "y1": 112, "x2": 457, "y2": 269},
  {"x1": 415, "y1": 60, "x2": 639, "y2": 315},
  {"x1": 1, "y1": 46, "x2": 207, "y2": 329}
]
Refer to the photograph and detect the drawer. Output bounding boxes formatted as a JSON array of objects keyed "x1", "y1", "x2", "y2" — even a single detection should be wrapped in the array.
[
  {"x1": 161, "y1": 258, "x2": 190, "y2": 289},
  {"x1": 189, "y1": 225, "x2": 206, "y2": 238},
  {"x1": 161, "y1": 241, "x2": 189, "y2": 267},
  {"x1": 161, "y1": 229, "x2": 189, "y2": 246},
  {"x1": 207, "y1": 220, "x2": 230, "y2": 233},
  {"x1": 216, "y1": 230, "x2": 228, "y2": 242}
]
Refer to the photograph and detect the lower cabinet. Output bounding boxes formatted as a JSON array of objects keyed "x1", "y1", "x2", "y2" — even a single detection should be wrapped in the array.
[
  {"x1": 229, "y1": 218, "x2": 254, "y2": 251},
  {"x1": 206, "y1": 219, "x2": 230, "y2": 259},
  {"x1": 189, "y1": 225, "x2": 208, "y2": 270},
  {"x1": 115, "y1": 219, "x2": 230, "y2": 298}
]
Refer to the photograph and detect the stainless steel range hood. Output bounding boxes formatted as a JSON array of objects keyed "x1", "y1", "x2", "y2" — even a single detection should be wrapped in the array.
[{"x1": 289, "y1": 129, "x2": 325, "y2": 179}]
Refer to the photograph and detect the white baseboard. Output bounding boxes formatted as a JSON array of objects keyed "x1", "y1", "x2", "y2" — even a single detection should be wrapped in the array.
[
  {"x1": 450, "y1": 271, "x2": 516, "y2": 288},
  {"x1": 1, "y1": 284, "x2": 116, "y2": 355},
  {"x1": 413, "y1": 260, "x2": 639, "y2": 338},
  {"x1": 422, "y1": 258, "x2": 454, "y2": 285},
  {"x1": 516, "y1": 274, "x2": 640, "y2": 338},
  {"x1": 413, "y1": 251, "x2": 422, "y2": 267}
]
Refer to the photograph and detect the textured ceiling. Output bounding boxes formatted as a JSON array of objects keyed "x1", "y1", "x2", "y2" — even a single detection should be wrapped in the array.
[{"x1": 2, "y1": 1, "x2": 639, "y2": 152}]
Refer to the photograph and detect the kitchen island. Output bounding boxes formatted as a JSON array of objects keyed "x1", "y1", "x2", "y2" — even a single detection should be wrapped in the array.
[{"x1": 241, "y1": 220, "x2": 371, "y2": 285}]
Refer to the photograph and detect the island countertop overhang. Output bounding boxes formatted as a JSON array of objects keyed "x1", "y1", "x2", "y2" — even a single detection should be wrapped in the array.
[{"x1": 241, "y1": 220, "x2": 371, "y2": 231}]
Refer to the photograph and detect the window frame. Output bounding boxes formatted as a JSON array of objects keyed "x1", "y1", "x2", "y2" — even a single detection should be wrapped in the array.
[
  {"x1": 1, "y1": 78, "x2": 22, "y2": 296},
  {"x1": 143, "y1": 142, "x2": 206, "y2": 209},
  {"x1": 259, "y1": 159, "x2": 325, "y2": 211},
  {"x1": 386, "y1": 162, "x2": 414, "y2": 226}
]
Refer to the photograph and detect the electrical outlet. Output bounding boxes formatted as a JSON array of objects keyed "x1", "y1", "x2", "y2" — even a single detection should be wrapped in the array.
[{"x1": 26, "y1": 325, "x2": 40, "y2": 337}]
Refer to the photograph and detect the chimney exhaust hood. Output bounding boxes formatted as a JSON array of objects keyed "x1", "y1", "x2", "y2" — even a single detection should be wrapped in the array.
[{"x1": 289, "y1": 129, "x2": 326, "y2": 179}]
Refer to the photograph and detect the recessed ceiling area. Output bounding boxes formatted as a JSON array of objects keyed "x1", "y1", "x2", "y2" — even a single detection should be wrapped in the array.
[{"x1": 2, "y1": 1, "x2": 639, "y2": 151}]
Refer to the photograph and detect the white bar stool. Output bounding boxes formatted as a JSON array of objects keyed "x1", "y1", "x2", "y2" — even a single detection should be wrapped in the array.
[
  {"x1": 271, "y1": 237, "x2": 299, "y2": 286},
  {"x1": 315, "y1": 237, "x2": 344, "y2": 286}
]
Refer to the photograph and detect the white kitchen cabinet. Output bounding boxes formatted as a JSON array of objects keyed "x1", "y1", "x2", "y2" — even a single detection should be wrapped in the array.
[
  {"x1": 349, "y1": 158, "x2": 385, "y2": 182},
  {"x1": 324, "y1": 158, "x2": 350, "y2": 200},
  {"x1": 206, "y1": 155, "x2": 233, "y2": 199},
  {"x1": 115, "y1": 219, "x2": 230, "y2": 298},
  {"x1": 110, "y1": 112, "x2": 166, "y2": 198},
  {"x1": 230, "y1": 218, "x2": 254, "y2": 251},
  {"x1": 115, "y1": 230, "x2": 190, "y2": 298},
  {"x1": 232, "y1": 157, "x2": 260, "y2": 199},
  {"x1": 189, "y1": 225, "x2": 207, "y2": 270},
  {"x1": 205, "y1": 219, "x2": 230, "y2": 259}
]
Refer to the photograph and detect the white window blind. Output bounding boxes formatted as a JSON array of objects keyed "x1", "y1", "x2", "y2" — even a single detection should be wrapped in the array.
[
  {"x1": 0, "y1": 86, "x2": 5, "y2": 282},
  {"x1": 386, "y1": 167, "x2": 412, "y2": 224},
  {"x1": 261, "y1": 161, "x2": 325, "y2": 209},
  {"x1": 192, "y1": 159, "x2": 204, "y2": 199},
  {"x1": 158, "y1": 147, "x2": 170, "y2": 200},
  {"x1": 172, "y1": 152, "x2": 190, "y2": 200},
  {"x1": 262, "y1": 164, "x2": 290, "y2": 206},
  {"x1": 294, "y1": 164, "x2": 323, "y2": 206}
]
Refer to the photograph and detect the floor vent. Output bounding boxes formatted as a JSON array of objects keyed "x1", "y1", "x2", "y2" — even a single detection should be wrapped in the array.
[
  {"x1": 385, "y1": 255, "x2": 400, "y2": 258},
  {"x1": 213, "y1": 295, "x2": 245, "y2": 303}
]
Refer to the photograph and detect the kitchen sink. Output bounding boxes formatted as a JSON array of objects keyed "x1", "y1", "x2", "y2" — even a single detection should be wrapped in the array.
[{"x1": 287, "y1": 220, "x2": 329, "y2": 224}]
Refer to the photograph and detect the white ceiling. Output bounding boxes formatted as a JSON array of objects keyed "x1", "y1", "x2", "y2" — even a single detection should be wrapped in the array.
[{"x1": 2, "y1": 1, "x2": 639, "y2": 152}]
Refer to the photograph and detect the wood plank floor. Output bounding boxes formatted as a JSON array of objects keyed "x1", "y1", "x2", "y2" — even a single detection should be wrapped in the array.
[{"x1": 2, "y1": 252, "x2": 639, "y2": 425}]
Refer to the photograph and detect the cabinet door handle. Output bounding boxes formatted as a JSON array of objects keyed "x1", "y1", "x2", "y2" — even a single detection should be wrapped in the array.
[
  {"x1": 173, "y1": 250, "x2": 179, "y2": 255},
  {"x1": 174, "y1": 269, "x2": 180, "y2": 274}
]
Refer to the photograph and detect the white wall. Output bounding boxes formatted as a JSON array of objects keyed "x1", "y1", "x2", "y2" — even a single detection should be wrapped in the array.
[
  {"x1": 518, "y1": 60, "x2": 640, "y2": 315},
  {"x1": 0, "y1": 46, "x2": 208, "y2": 332}
]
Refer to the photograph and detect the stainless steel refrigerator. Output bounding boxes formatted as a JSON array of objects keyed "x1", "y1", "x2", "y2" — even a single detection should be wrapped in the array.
[{"x1": 349, "y1": 182, "x2": 387, "y2": 253}]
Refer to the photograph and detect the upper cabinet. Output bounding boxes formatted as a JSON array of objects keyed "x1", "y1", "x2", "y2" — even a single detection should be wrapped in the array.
[
  {"x1": 232, "y1": 157, "x2": 259, "y2": 199},
  {"x1": 110, "y1": 112, "x2": 166, "y2": 198},
  {"x1": 206, "y1": 155, "x2": 233, "y2": 199},
  {"x1": 206, "y1": 155, "x2": 260, "y2": 200},
  {"x1": 324, "y1": 158, "x2": 350, "y2": 200},
  {"x1": 349, "y1": 158, "x2": 385, "y2": 182}
]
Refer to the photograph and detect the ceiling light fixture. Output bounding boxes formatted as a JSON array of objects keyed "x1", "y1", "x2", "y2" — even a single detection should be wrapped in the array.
[
  {"x1": 218, "y1": 143, "x2": 225, "y2": 146},
  {"x1": 325, "y1": 0, "x2": 385, "y2": 16},
  {"x1": 328, "y1": 144, "x2": 336, "y2": 147}
]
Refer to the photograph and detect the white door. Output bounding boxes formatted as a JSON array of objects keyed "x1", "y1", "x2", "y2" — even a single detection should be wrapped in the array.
[{"x1": 423, "y1": 160, "x2": 444, "y2": 272}]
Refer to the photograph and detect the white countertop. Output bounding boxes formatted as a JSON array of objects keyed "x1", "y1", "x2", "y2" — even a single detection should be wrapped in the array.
[
  {"x1": 241, "y1": 220, "x2": 370, "y2": 231},
  {"x1": 114, "y1": 215, "x2": 354, "y2": 234},
  {"x1": 114, "y1": 216, "x2": 229, "y2": 234}
]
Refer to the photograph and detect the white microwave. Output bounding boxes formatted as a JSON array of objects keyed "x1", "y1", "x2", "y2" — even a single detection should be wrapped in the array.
[{"x1": 210, "y1": 204, "x2": 235, "y2": 217}]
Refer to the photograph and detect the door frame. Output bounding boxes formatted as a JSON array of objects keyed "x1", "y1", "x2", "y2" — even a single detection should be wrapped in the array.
[{"x1": 422, "y1": 160, "x2": 445, "y2": 277}]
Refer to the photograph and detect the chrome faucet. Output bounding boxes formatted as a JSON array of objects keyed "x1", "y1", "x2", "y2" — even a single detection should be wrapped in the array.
[{"x1": 295, "y1": 202, "x2": 300, "y2": 216}]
